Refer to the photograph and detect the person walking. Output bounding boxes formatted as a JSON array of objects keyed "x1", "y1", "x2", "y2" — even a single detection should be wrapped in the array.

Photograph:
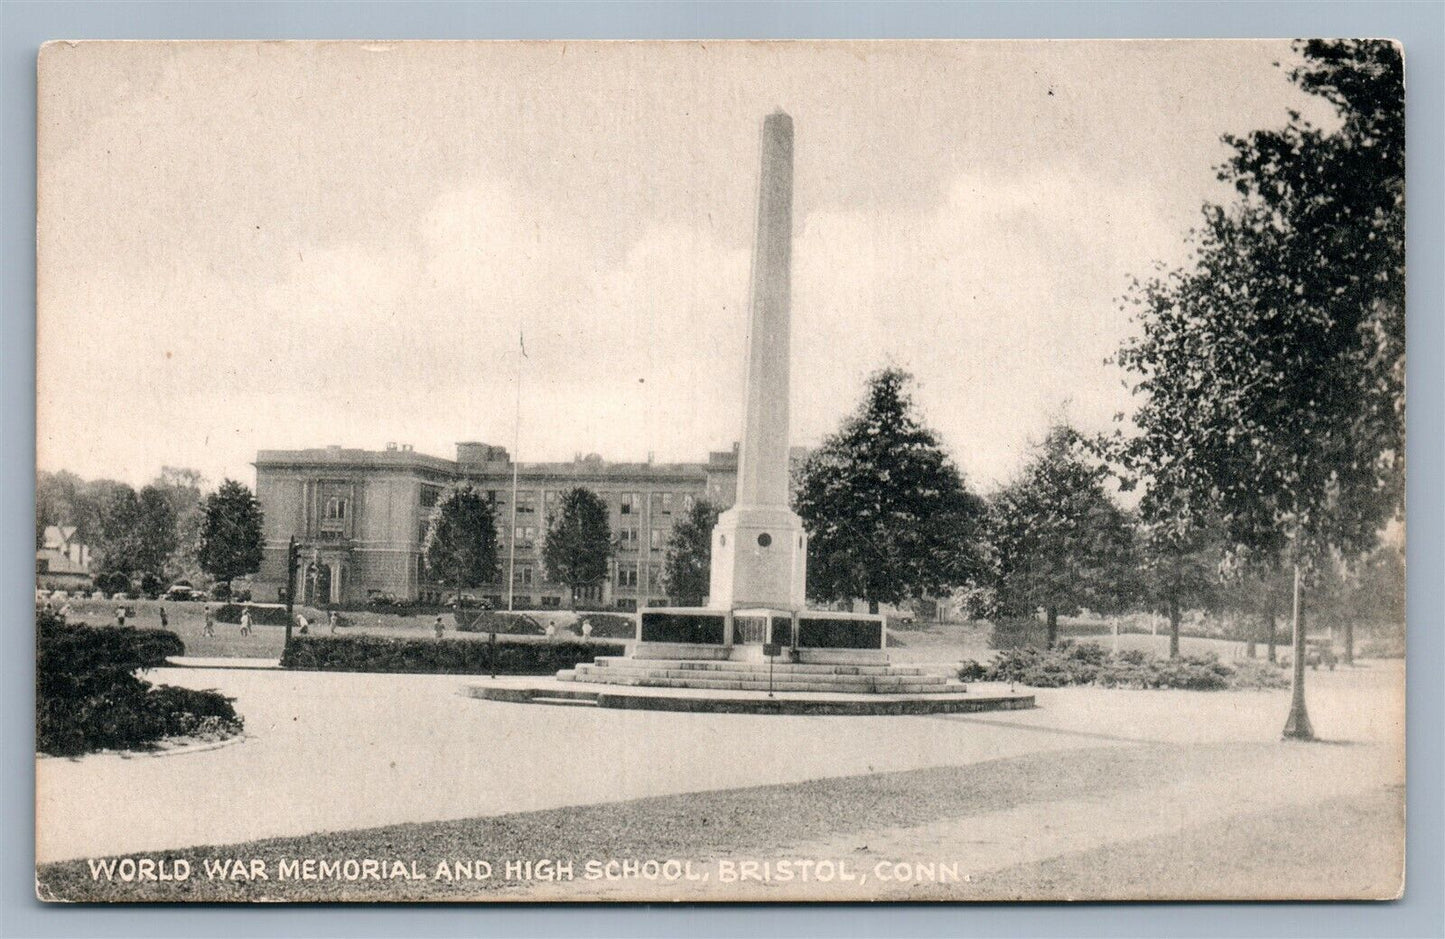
[
  {"x1": 202, "y1": 604, "x2": 215, "y2": 637},
  {"x1": 114, "y1": 605, "x2": 126, "y2": 628},
  {"x1": 295, "y1": 612, "x2": 309, "y2": 635},
  {"x1": 158, "y1": 605, "x2": 168, "y2": 629},
  {"x1": 328, "y1": 609, "x2": 339, "y2": 635},
  {"x1": 239, "y1": 607, "x2": 253, "y2": 637},
  {"x1": 434, "y1": 615, "x2": 445, "y2": 639}
]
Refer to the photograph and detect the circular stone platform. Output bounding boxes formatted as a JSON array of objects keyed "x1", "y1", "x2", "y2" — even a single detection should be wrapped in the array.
[{"x1": 466, "y1": 678, "x2": 1035, "y2": 716}]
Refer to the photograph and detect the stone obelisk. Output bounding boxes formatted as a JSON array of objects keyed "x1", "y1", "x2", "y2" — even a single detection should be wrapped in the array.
[{"x1": 708, "y1": 110, "x2": 808, "y2": 612}]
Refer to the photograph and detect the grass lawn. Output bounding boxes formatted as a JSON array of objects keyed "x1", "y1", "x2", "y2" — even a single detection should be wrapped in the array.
[{"x1": 55, "y1": 598, "x2": 630, "y2": 660}]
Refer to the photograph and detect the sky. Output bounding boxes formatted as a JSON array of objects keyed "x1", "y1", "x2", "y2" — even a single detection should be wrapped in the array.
[{"x1": 36, "y1": 40, "x2": 1334, "y2": 493}]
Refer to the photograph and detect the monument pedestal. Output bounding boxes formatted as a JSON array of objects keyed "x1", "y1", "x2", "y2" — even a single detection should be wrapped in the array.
[{"x1": 707, "y1": 506, "x2": 807, "y2": 613}]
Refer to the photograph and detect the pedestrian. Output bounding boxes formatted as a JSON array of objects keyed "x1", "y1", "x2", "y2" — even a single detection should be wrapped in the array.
[
  {"x1": 328, "y1": 610, "x2": 339, "y2": 635},
  {"x1": 581, "y1": 618, "x2": 593, "y2": 639},
  {"x1": 240, "y1": 607, "x2": 253, "y2": 636},
  {"x1": 115, "y1": 605, "x2": 126, "y2": 628},
  {"x1": 296, "y1": 612, "x2": 309, "y2": 635},
  {"x1": 158, "y1": 605, "x2": 168, "y2": 629},
  {"x1": 434, "y1": 615, "x2": 445, "y2": 639},
  {"x1": 202, "y1": 604, "x2": 215, "y2": 637}
]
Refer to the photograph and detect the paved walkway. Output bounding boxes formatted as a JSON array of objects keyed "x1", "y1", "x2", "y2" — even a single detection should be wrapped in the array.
[{"x1": 36, "y1": 662, "x2": 1403, "y2": 866}]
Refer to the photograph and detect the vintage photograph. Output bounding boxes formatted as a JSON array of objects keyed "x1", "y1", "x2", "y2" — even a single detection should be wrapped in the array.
[{"x1": 34, "y1": 39, "x2": 1405, "y2": 901}]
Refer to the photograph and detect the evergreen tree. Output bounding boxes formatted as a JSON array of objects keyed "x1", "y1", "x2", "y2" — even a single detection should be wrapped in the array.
[
  {"x1": 542, "y1": 487, "x2": 612, "y2": 608},
  {"x1": 988, "y1": 424, "x2": 1138, "y2": 648},
  {"x1": 423, "y1": 485, "x2": 500, "y2": 594},
  {"x1": 662, "y1": 498, "x2": 720, "y2": 606},
  {"x1": 198, "y1": 479, "x2": 265, "y2": 587},
  {"x1": 794, "y1": 368, "x2": 987, "y2": 614}
]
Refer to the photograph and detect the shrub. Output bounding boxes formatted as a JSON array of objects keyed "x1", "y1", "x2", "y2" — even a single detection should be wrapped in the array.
[
  {"x1": 212, "y1": 603, "x2": 317, "y2": 627},
  {"x1": 139, "y1": 573, "x2": 164, "y2": 599},
  {"x1": 36, "y1": 612, "x2": 241, "y2": 756},
  {"x1": 454, "y1": 611, "x2": 545, "y2": 635},
  {"x1": 957, "y1": 644, "x2": 1289, "y2": 692},
  {"x1": 957, "y1": 659, "x2": 989, "y2": 682},
  {"x1": 279, "y1": 634, "x2": 626, "y2": 675},
  {"x1": 209, "y1": 582, "x2": 232, "y2": 601}
]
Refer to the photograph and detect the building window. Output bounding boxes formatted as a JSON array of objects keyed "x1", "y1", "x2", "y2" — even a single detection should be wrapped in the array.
[
  {"x1": 682, "y1": 493, "x2": 695, "y2": 511},
  {"x1": 419, "y1": 484, "x2": 442, "y2": 508},
  {"x1": 325, "y1": 497, "x2": 348, "y2": 520},
  {"x1": 618, "y1": 527, "x2": 639, "y2": 550},
  {"x1": 651, "y1": 528, "x2": 667, "y2": 553},
  {"x1": 513, "y1": 565, "x2": 533, "y2": 586},
  {"x1": 620, "y1": 492, "x2": 638, "y2": 515},
  {"x1": 651, "y1": 492, "x2": 674, "y2": 514},
  {"x1": 516, "y1": 492, "x2": 536, "y2": 515},
  {"x1": 617, "y1": 564, "x2": 638, "y2": 588}
]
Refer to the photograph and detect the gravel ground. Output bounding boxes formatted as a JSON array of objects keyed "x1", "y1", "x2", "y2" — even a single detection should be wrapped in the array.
[{"x1": 37, "y1": 739, "x2": 1402, "y2": 902}]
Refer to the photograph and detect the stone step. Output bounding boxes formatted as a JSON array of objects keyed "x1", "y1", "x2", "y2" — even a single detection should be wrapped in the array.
[
  {"x1": 528, "y1": 695, "x2": 600, "y2": 707},
  {"x1": 569, "y1": 674, "x2": 957, "y2": 695},
  {"x1": 572, "y1": 665, "x2": 947, "y2": 687},
  {"x1": 588, "y1": 657, "x2": 926, "y2": 676}
]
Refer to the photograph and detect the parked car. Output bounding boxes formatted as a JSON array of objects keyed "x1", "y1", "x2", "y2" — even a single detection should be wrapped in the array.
[
  {"x1": 163, "y1": 584, "x2": 201, "y2": 602},
  {"x1": 1306, "y1": 638, "x2": 1338, "y2": 670}
]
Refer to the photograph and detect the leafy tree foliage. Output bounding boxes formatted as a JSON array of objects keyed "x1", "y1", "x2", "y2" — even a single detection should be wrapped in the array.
[
  {"x1": 94, "y1": 485, "x2": 146, "y2": 576},
  {"x1": 662, "y1": 498, "x2": 720, "y2": 606},
  {"x1": 422, "y1": 485, "x2": 500, "y2": 592},
  {"x1": 542, "y1": 487, "x2": 612, "y2": 607},
  {"x1": 198, "y1": 479, "x2": 265, "y2": 586},
  {"x1": 988, "y1": 424, "x2": 1138, "y2": 648},
  {"x1": 1115, "y1": 40, "x2": 1404, "y2": 571},
  {"x1": 794, "y1": 368, "x2": 987, "y2": 613},
  {"x1": 1136, "y1": 519, "x2": 1222, "y2": 659},
  {"x1": 1113, "y1": 41, "x2": 1403, "y2": 736},
  {"x1": 152, "y1": 467, "x2": 206, "y2": 582}
]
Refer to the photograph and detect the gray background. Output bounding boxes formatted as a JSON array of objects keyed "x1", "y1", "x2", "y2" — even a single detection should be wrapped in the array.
[{"x1": 2, "y1": 2, "x2": 1440, "y2": 937}]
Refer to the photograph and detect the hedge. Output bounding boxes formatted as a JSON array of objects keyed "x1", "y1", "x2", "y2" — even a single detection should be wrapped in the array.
[
  {"x1": 454, "y1": 611, "x2": 544, "y2": 635},
  {"x1": 36, "y1": 611, "x2": 242, "y2": 756},
  {"x1": 959, "y1": 642, "x2": 1290, "y2": 691},
  {"x1": 279, "y1": 634, "x2": 626, "y2": 675},
  {"x1": 213, "y1": 603, "x2": 328, "y2": 627}
]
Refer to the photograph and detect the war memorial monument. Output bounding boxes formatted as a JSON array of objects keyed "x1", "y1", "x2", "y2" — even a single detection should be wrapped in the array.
[{"x1": 473, "y1": 112, "x2": 1032, "y2": 715}]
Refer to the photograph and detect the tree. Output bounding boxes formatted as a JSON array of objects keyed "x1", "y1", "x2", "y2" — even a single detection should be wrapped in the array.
[
  {"x1": 662, "y1": 498, "x2": 720, "y2": 606},
  {"x1": 134, "y1": 484, "x2": 179, "y2": 576},
  {"x1": 35, "y1": 470, "x2": 84, "y2": 549},
  {"x1": 1136, "y1": 519, "x2": 1222, "y2": 659},
  {"x1": 94, "y1": 484, "x2": 145, "y2": 577},
  {"x1": 198, "y1": 480, "x2": 265, "y2": 587},
  {"x1": 152, "y1": 467, "x2": 206, "y2": 582},
  {"x1": 793, "y1": 368, "x2": 988, "y2": 614},
  {"x1": 1115, "y1": 41, "x2": 1404, "y2": 739},
  {"x1": 542, "y1": 487, "x2": 612, "y2": 608},
  {"x1": 423, "y1": 485, "x2": 500, "y2": 595},
  {"x1": 988, "y1": 424, "x2": 1138, "y2": 648}
]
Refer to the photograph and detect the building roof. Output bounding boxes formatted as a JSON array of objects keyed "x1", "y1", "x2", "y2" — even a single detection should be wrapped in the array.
[
  {"x1": 255, "y1": 445, "x2": 711, "y2": 483},
  {"x1": 42, "y1": 525, "x2": 78, "y2": 551}
]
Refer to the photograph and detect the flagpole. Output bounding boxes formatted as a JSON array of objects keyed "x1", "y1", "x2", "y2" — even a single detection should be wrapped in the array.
[{"x1": 507, "y1": 332, "x2": 524, "y2": 612}]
